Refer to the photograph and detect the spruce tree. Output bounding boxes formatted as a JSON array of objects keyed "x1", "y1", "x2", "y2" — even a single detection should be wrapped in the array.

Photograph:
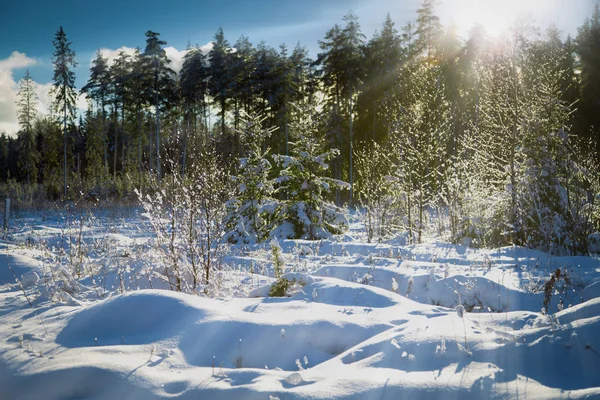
[
  {"x1": 208, "y1": 28, "x2": 232, "y2": 140},
  {"x1": 273, "y1": 105, "x2": 349, "y2": 239},
  {"x1": 143, "y1": 30, "x2": 174, "y2": 181},
  {"x1": 16, "y1": 70, "x2": 40, "y2": 184},
  {"x1": 52, "y1": 26, "x2": 77, "y2": 199},
  {"x1": 575, "y1": 4, "x2": 600, "y2": 159},
  {"x1": 180, "y1": 44, "x2": 209, "y2": 168},
  {"x1": 225, "y1": 113, "x2": 277, "y2": 244},
  {"x1": 81, "y1": 50, "x2": 110, "y2": 175}
]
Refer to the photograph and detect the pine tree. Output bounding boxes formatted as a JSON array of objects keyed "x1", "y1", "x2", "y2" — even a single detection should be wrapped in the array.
[
  {"x1": 84, "y1": 108, "x2": 107, "y2": 187},
  {"x1": 208, "y1": 28, "x2": 232, "y2": 140},
  {"x1": 229, "y1": 35, "x2": 256, "y2": 132},
  {"x1": 317, "y1": 11, "x2": 365, "y2": 204},
  {"x1": 143, "y1": 31, "x2": 175, "y2": 181},
  {"x1": 357, "y1": 14, "x2": 402, "y2": 144},
  {"x1": 81, "y1": 50, "x2": 110, "y2": 175},
  {"x1": 128, "y1": 48, "x2": 151, "y2": 184},
  {"x1": 180, "y1": 44, "x2": 209, "y2": 169},
  {"x1": 273, "y1": 105, "x2": 349, "y2": 239},
  {"x1": 575, "y1": 4, "x2": 600, "y2": 159},
  {"x1": 414, "y1": 0, "x2": 444, "y2": 61},
  {"x1": 16, "y1": 70, "x2": 40, "y2": 184},
  {"x1": 226, "y1": 112, "x2": 277, "y2": 244},
  {"x1": 52, "y1": 26, "x2": 77, "y2": 199}
]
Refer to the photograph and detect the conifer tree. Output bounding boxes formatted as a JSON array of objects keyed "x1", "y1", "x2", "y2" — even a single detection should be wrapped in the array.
[
  {"x1": 575, "y1": 4, "x2": 600, "y2": 158},
  {"x1": 16, "y1": 70, "x2": 40, "y2": 184},
  {"x1": 180, "y1": 44, "x2": 209, "y2": 169},
  {"x1": 225, "y1": 113, "x2": 277, "y2": 244},
  {"x1": 52, "y1": 26, "x2": 77, "y2": 199},
  {"x1": 143, "y1": 30, "x2": 175, "y2": 181},
  {"x1": 273, "y1": 105, "x2": 349, "y2": 239},
  {"x1": 81, "y1": 50, "x2": 110, "y2": 174},
  {"x1": 208, "y1": 28, "x2": 232, "y2": 140}
]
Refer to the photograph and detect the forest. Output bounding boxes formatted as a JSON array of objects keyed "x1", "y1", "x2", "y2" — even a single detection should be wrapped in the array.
[{"x1": 2, "y1": 0, "x2": 600, "y2": 255}]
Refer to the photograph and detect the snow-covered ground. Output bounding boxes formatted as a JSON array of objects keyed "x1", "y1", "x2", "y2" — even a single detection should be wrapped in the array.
[{"x1": 1, "y1": 209, "x2": 600, "y2": 399}]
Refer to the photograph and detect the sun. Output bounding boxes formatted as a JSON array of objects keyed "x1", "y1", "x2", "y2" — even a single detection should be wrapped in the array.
[{"x1": 442, "y1": 0, "x2": 546, "y2": 38}]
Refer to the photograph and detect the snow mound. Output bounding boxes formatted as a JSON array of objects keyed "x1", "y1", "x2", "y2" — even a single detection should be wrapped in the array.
[
  {"x1": 56, "y1": 290, "x2": 208, "y2": 347},
  {"x1": 0, "y1": 251, "x2": 39, "y2": 285},
  {"x1": 583, "y1": 280, "x2": 600, "y2": 301},
  {"x1": 555, "y1": 297, "x2": 600, "y2": 325}
]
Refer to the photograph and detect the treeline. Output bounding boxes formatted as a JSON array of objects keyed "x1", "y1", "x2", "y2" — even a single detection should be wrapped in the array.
[{"x1": 2, "y1": 1, "x2": 600, "y2": 253}]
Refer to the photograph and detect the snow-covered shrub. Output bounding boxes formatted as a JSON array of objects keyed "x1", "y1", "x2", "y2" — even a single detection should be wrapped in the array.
[
  {"x1": 226, "y1": 112, "x2": 279, "y2": 244},
  {"x1": 137, "y1": 172, "x2": 187, "y2": 291},
  {"x1": 272, "y1": 107, "x2": 349, "y2": 240},
  {"x1": 181, "y1": 145, "x2": 233, "y2": 292},
  {"x1": 354, "y1": 141, "x2": 398, "y2": 243},
  {"x1": 513, "y1": 130, "x2": 595, "y2": 255},
  {"x1": 137, "y1": 143, "x2": 232, "y2": 293}
]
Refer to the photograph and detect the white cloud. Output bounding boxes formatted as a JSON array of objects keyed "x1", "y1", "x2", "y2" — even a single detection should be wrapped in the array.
[
  {"x1": 96, "y1": 46, "x2": 137, "y2": 68},
  {"x1": 35, "y1": 82, "x2": 54, "y2": 116},
  {"x1": 0, "y1": 51, "x2": 39, "y2": 136},
  {"x1": 0, "y1": 51, "x2": 38, "y2": 71},
  {"x1": 164, "y1": 46, "x2": 188, "y2": 74},
  {"x1": 77, "y1": 92, "x2": 89, "y2": 112}
]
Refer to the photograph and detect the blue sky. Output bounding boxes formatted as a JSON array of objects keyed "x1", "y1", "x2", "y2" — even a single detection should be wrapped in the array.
[{"x1": 0, "y1": 0, "x2": 597, "y2": 134}]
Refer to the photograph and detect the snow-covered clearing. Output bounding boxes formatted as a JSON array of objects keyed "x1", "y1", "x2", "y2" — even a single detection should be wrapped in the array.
[{"x1": 1, "y1": 209, "x2": 599, "y2": 399}]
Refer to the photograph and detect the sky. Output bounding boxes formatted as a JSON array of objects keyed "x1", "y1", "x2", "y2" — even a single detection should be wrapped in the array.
[{"x1": 0, "y1": 0, "x2": 597, "y2": 135}]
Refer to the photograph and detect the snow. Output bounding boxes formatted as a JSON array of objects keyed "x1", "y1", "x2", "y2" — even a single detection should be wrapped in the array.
[{"x1": 1, "y1": 209, "x2": 600, "y2": 399}]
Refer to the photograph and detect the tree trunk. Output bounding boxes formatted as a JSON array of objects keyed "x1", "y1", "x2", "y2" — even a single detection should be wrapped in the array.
[{"x1": 63, "y1": 105, "x2": 67, "y2": 199}]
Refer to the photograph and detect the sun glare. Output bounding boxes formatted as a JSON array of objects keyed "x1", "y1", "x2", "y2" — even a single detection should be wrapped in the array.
[{"x1": 444, "y1": 0, "x2": 548, "y2": 37}]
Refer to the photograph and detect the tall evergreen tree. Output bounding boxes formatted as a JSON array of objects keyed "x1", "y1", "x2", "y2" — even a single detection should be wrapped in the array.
[
  {"x1": 16, "y1": 70, "x2": 40, "y2": 184},
  {"x1": 52, "y1": 26, "x2": 77, "y2": 199},
  {"x1": 81, "y1": 50, "x2": 110, "y2": 174},
  {"x1": 575, "y1": 4, "x2": 600, "y2": 158},
  {"x1": 414, "y1": 0, "x2": 444, "y2": 61},
  {"x1": 143, "y1": 30, "x2": 174, "y2": 181},
  {"x1": 208, "y1": 28, "x2": 232, "y2": 141},
  {"x1": 357, "y1": 14, "x2": 402, "y2": 144},
  {"x1": 317, "y1": 11, "x2": 365, "y2": 204},
  {"x1": 180, "y1": 45, "x2": 209, "y2": 174}
]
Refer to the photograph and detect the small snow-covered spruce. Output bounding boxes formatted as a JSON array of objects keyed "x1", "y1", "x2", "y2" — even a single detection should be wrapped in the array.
[
  {"x1": 272, "y1": 104, "x2": 349, "y2": 240},
  {"x1": 226, "y1": 112, "x2": 278, "y2": 244},
  {"x1": 270, "y1": 238, "x2": 285, "y2": 278},
  {"x1": 391, "y1": 277, "x2": 398, "y2": 292},
  {"x1": 269, "y1": 277, "x2": 296, "y2": 297}
]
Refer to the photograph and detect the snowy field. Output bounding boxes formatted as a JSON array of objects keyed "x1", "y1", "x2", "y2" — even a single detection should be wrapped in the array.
[{"x1": 1, "y1": 208, "x2": 600, "y2": 399}]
